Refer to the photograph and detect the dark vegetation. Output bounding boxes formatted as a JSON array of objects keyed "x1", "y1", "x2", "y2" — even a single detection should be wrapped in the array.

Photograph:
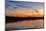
[{"x1": 6, "y1": 16, "x2": 44, "y2": 23}]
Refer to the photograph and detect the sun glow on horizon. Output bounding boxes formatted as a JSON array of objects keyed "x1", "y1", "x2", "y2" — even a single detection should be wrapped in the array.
[{"x1": 6, "y1": 7, "x2": 43, "y2": 17}]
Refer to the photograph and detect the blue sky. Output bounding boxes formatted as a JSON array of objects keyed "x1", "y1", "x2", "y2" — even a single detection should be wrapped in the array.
[{"x1": 5, "y1": 0, "x2": 44, "y2": 9}]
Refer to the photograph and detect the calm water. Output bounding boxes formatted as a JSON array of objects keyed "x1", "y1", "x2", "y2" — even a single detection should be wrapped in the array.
[{"x1": 6, "y1": 19, "x2": 44, "y2": 30}]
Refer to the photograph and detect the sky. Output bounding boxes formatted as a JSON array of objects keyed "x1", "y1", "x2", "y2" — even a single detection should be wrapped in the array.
[
  {"x1": 5, "y1": 0, "x2": 44, "y2": 17},
  {"x1": 5, "y1": 0, "x2": 44, "y2": 9}
]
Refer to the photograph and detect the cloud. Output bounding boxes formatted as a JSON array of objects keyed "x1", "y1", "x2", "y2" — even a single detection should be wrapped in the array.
[{"x1": 5, "y1": 7, "x2": 43, "y2": 17}]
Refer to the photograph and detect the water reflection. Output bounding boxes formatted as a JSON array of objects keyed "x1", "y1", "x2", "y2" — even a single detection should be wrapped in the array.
[{"x1": 6, "y1": 19, "x2": 44, "y2": 30}]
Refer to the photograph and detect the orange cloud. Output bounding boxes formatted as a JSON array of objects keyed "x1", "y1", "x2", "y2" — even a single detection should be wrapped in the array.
[{"x1": 5, "y1": 7, "x2": 43, "y2": 17}]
